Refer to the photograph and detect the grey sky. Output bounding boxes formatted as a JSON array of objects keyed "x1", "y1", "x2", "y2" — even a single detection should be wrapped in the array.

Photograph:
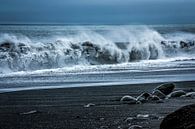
[{"x1": 0, "y1": 0, "x2": 195, "y2": 24}]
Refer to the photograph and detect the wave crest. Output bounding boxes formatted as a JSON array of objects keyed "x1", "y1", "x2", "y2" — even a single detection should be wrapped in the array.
[{"x1": 0, "y1": 26, "x2": 195, "y2": 73}]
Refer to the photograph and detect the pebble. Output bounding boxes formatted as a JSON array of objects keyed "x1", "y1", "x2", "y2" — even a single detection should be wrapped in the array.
[{"x1": 120, "y1": 95, "x2": 138, "y2": 104}]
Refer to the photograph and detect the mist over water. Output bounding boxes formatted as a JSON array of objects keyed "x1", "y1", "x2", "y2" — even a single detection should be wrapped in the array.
[
  {"x1": 0, "y1": 25, "x2": 195, "y2": 92},
  {"x1": 0, "y1": 25, "x2": 195, "y2": 74}
]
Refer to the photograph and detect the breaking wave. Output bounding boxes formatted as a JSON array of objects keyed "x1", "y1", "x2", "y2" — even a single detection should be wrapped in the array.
[{"x1": 0, "y1": 26, "x2": 195, "y2": 73}]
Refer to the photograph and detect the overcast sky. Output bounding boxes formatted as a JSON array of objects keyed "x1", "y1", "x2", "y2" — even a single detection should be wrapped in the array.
[{"x1": 0, "y1": 0, "x2": 195, "y2": 24}]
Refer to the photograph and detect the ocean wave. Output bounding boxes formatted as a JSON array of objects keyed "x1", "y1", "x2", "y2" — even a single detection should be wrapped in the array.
[{"x1": 0, "y1": 26, "x2": 195, "y2": 74}]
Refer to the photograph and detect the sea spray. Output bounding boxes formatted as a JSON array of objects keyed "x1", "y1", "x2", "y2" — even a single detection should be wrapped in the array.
[{"x1": 0, "y1": 26, "x2": 195, "y2": 74}]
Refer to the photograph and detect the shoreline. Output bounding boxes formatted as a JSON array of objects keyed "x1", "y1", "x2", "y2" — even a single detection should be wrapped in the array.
[
  {"x1": 0, "y1": 81, "x2": 195, "y2": 129},
  {"x1": 1, "y1": 80, "x2": 195, "y2": 94}
]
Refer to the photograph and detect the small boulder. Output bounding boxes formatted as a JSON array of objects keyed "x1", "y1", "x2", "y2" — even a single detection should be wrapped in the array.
[
  {"x1": 84, "y1": 103, "x2": 95, "y2": 108},
  {"x1": 136, "y1": 92, "x2": 152, "y2": 102},
  {"x1": 160, "y1": 104, "x2": 195, "y2": 129},
  {"x1": 137, "y1": 114, "x2": 149, "y2": 118},
  {"x1": 152, "y1": 90, "x2": 166, "y2": 99},
  {"x1": 148, "y1": 95, "x2": 161, "y2": 101},
  {"x1": 125, "y1": 117, "x2": 134, "y2": 123},
  {"x1": 120, "y1": 95, "x2": 137, "y2": 104},
  {"x1": 168, "y1": 90, "x2": 186, "y2": 98},
  {"x1": 154, "y1": 83, "x2": 175, "y2": 95},
  {"x1": 20, "y1": 110, "x2": 38, "y2": 115},
  {"x1": 185, "y1": 92, "x2": 195, "y2": 98},
  {"x1": 128, "y1": 125, "x2": 143, "y2": 129}
]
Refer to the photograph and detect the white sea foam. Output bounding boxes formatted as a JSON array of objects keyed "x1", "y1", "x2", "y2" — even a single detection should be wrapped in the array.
[{"x1": 0, "y1": 26, "x2": 195, "y2": 74}]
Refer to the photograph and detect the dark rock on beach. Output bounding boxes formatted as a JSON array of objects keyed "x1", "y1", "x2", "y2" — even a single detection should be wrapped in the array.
[
  {"x1": 152, "y1": 90, "x2": 166, "y2": 99},
  {"x1": 148, "y1": 95, "x2": 161, "y2": 101},
  {"x1": 120, "y1": 95, "x2": 138, "y2": 104},
  {"x1": 185, "y1": 92, "x2": 195, "y2": 98},
  {"x1": 168, "y1": 90, "x2": 186, "y2": 98},
  {"x1": 154, "y1": 83, "x2": 175, "y2": 95},
  {"x1": 160, "y1": 104, "x2": 195, "y2": 129},
  {"x1": 136, "y1": 93, "x2": 152, "y2": 103},
  {"x1": 0, "y1": 82, "x2": 195, "y2": 129}
]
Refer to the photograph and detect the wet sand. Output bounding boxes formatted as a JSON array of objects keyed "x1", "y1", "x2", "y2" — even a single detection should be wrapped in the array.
[{"x1": 0, "y1": 81, "x2": 195, "y2": 129}]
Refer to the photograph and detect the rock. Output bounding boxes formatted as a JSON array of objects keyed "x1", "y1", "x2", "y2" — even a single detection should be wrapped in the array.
[
  {"x1": 20, "y1": 110, "x2": 37, "y2": 115},
  {"x1": 160, "y1": 104, "x2": 195, "y2": 129},
  {"x1": 152, "y1": 90, "x2": 166, "y2": 99},
  {"x1": 185, "y1": 92, "x2": 195, "y2": 98},
  {"x1": 128, "y1": 125, "x2": 143, "y2": 129},
  {"x1": 136, "y1": 92, "x2": 152, "y2": 102},
  {"x1": 137, "y1": 114, "x2": 160, "y2": 120},
  {"x1": 84, "y1": 103, "x2": 95, "y2": 108},
  {"x1": 125, "y1": 117, "x2": 134, "y2": 123},
  {"x1": 120, "y1": 95, "x2": 138, "y2": 104},
  {"x1": 154, "y1": 83, "x2": 175, "y2": 95},
  {"x1": 148, "y1": 95, "x2": 161, "y2": 101},
  {"x1": 167, "y1": 90, "x2": 186, "y2": 98},
  {"x1": 137, "y1": 114, "x2": 149, "y2": 118}
]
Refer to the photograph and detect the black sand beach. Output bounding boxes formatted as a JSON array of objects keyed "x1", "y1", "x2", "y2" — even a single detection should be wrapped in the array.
[
  {"x1": 1, "y1": 1, "x2": 195, "y2": 129},
  {"x1": 0, "y1": 81, "x2": 195, "y2": 129}
]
